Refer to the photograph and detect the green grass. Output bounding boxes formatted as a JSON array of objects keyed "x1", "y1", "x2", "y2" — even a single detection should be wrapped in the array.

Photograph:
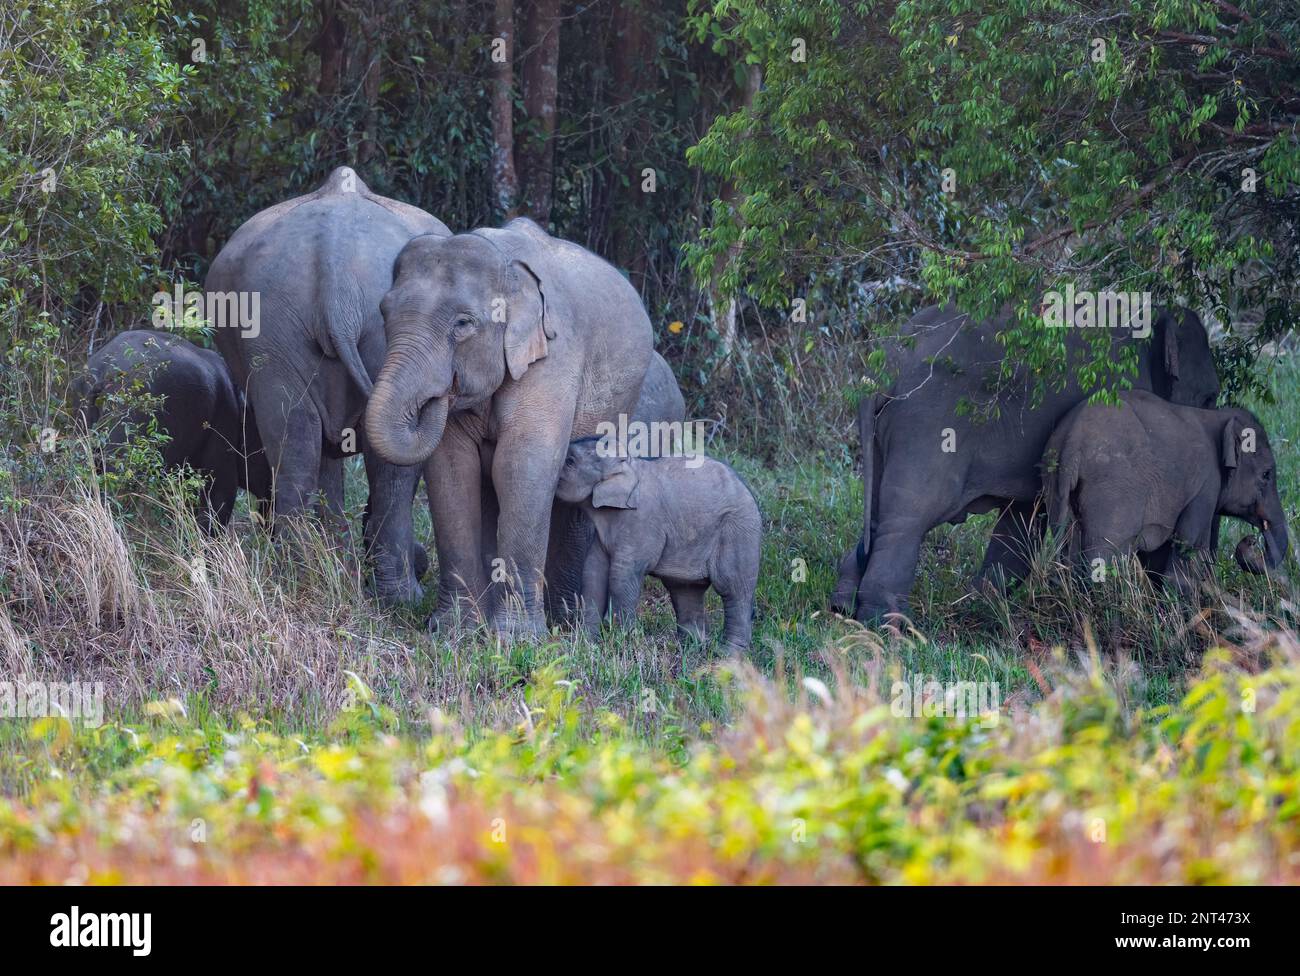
[{"x1": 3, "y1": 356, "x2": 1296, "y2": 763}]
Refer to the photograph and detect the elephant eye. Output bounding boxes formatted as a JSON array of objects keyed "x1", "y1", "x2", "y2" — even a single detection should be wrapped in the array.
[{"x1": 451, "y1": 314, "x2": 477, "y2": 342}]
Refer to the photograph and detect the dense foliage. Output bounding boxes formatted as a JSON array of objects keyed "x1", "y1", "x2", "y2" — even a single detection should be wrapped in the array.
[{"x1": 688, "y1": 0, "x2": 1300, "y2": 397}]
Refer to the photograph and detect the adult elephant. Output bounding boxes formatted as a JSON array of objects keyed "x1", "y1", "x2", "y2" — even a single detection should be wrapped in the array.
[
  {"x1": 364, "y1": 217, "x2": 654, "y2": 637},
  {"x1": 544, "y1": 350, "x2": 687, "y2": 625},
  {"x1": 206, "y1": 167, "x2": 449, "y2": 604},
  {"x1": 830, "y1": 304, "x2": 1221, "y2": 622}
]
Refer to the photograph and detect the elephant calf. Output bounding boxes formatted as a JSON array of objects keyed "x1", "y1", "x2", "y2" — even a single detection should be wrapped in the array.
[
  {"x1": 1043, "y1": 389, "x2": 1289, "y2": 592},
  {"x1": 555, "y1": 438, "x2": 762, "y2": 651},
  {"x1": 75, "y1": 330, "x2": 269, "y2": 530}
]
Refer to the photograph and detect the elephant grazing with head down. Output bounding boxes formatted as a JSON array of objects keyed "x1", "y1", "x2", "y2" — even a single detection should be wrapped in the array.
[
  {"x1": 206, "y1": 167, "x2": 449, "y2": 604},
  {"x1": 1043, "y1": 390, "x2": 1288, "y2": 591},
  {"x1": 364, "y1": 217, "x2": 654, "y2": 638},
  {"x1": 830, "y1": 304, "x2": 1221, "y2": 622},
  {"x1": 75, "y1": 329, "x2": 270, "y2": 532}
]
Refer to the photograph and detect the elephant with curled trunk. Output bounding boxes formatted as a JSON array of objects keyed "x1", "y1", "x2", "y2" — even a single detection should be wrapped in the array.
[
  {"x1": 830, "y1": 304, "x2": 1221, "y2": 622},
  {"x1": 1043, "y1": 390, "x2": 1288, "y2": 590},
  {"x1": 364, "y1": 217, "x2": 654, "y2": 637},
  {"x1": 206, "y1": 167, "x2": 448, "y2": 604}
]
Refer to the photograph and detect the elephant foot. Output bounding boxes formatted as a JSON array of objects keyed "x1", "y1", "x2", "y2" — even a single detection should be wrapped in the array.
[
  {"x1": 853, "y1": 594, "x2": 908, "y2": 626},
  {"x1": 411, "y1": 544, "x2": 430, "y2": 582},
  {"x1": 491, "y1": 608, "x2": 547, "y2": 642},
  {"x1": 372, "y1": 576, "x2": 425, "y2": 607},
  {"x1": 427, "y1": 596, "x2": 488, "y2": 634}
]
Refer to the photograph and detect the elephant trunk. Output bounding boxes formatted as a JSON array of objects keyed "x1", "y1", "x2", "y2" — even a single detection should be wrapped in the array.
[
  {"x1": 365, "y1": 336, "x2": 451, "y2": 467},
  {"x1": 1234, "y1": 509, "x2": 1289, "y2": 575}
]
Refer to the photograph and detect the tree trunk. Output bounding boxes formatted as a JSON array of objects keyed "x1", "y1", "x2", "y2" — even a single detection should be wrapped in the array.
[
  {"x1": 519, "y1": 0, "x2": 560, "y2": 226},
  {"x1": 610, "y1": 1, "x2": 648, "y2": 285},
  {"x1": 311, "y1": 0, "x2": 347, "y2": 96},
  {"x1": 358, "y1": 10, "x2": 384, "y2": 166},
  {"x1": 489, "y1": 0, "x2": 520, "y2": 219},
  {"x1": 710, "y1": 62, "x2": 761, "y2": 374}
]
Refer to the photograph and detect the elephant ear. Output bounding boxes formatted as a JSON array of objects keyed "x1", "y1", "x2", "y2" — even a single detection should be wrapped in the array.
[
  {"x1": 504, "y1": 258, "x2": 557, "y2": 381},
  {"x1": 1221, "y1": 416, "x2": 1241, "y2": 469},
  {"x1": 592, "y1": 460, "x2": 640, "y2": 509},
  {"x1": 1162, "y1": 310, "x2": 1181, "y2": 381}
]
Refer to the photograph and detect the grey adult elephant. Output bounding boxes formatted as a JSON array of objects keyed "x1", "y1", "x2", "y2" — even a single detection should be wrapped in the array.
[
  {"x1": 206, "y1": 167, "x2": 449, "y2": 603},
  {"x1": 364, "y1": 217, "x2": 654, "y2": 637},
  {"x1": 830, "y1": 304, "x2": 1221, "y2": 622}
]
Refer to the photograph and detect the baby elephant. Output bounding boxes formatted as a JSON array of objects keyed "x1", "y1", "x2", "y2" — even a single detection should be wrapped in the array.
[
  {"x1": 75, "y1": 330, "x2": 269, "y2": 531},
  {"x1": 1043, "y1": 389, "x2": 1288, "y2": 591},
  {"x1": 554, "y1": 438, "x2": 762, "y2": 651}
]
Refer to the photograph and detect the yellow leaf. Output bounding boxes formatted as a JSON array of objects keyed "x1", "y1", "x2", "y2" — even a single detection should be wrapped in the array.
[{"x1": 668, "y1": 320, "x2": 684, "y2": 334}]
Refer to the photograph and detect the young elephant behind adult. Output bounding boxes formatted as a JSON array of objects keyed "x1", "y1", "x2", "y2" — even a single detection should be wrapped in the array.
[
  {"x1": 1042, "y1": 389, "x2": 1288, "y2": 591},
  {"x1": 555, "y1": 438, "x2": 762, "y2": 651},
  {"x1": 75, "y1": 330, "x2": 269, "y2": 530}
]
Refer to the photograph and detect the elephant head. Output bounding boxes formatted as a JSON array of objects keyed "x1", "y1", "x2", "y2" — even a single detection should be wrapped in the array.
[
  {"x1": 1218, "y1": 409, "x2": 1289, "y2": 574},
  {"x1": 555, "y1": 438, "x2": 639, "y2": 509},
  {"x1": 365, "y1": 229, "x2": 556, "y2": 467}
]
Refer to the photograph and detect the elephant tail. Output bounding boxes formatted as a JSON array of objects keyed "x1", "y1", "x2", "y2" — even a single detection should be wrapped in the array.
[
  {"x1": 859, "y1": 392, "x2": 882, "y2": 562},
  {"x1": 318, "y1": 281, "x2": 375, "y2": 399},
  {"x1": 1043, "y1": 445, "x2": 1079, "y2": 537}
]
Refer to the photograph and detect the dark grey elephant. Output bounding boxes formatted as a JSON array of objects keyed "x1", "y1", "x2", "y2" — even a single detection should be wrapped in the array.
[
  {"x1": 555, "y1": 438, "x2": 762, "y2": 650},
  {"x1": 75, "y1": 330, "x2": 270, "y2": 531},
  {"x1": 543, "y1": 350, "x2": 686, "y2": 624},
  {"x1": 363, "y1": 217, "x2": 654, "y2": 637},
  {"x1": 831, "y1": 304, "x2": 1221, "y2": 621},
  {"x1": 206, "y1": 167, "x2": 448, "y2": 603},
  {"x1": 1043, "y1": 389, "x2": 1288, "y2": 590}
]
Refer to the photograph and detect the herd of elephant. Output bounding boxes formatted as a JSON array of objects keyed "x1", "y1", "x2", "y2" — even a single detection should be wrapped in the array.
[{"x1": 76, "y1": 167, "x2": 1290, "y2": 652}]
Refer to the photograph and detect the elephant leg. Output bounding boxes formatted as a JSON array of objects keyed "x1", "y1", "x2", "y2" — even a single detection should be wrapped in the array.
[
  {"x1": 361, "y1": 452, "x2": 425, "y2": 606},
  {"x1": 544, "y1": 501, "x2": 594, "y2": 627},
  {"x1": 856, "y1": 516, "x2": 929, "y2": 622},
  {"x1": 1079, "y1": 531, "x2": 1129, "y2": 586},
  {"x1": 489, "y1": 424, "x2": 571, "y2": 639},
  {"x1": 1164, "y1": 505, "x2": 1215, "y2": 600},
  {"x1": 1139, "y1": 541, "x2": 1173, "y2": 585},
  {"x1": 478, "y1": 467, "x2": 501, "y2": 622},
  {"x1": 196, "y1": 434, "x2": 239, "y2": 533},
  {"x1": 605, "y1": 557, "x2": 645, "y2": 632},
  {"x1": 975, "y1": 499, "x2": 1045, "y2": 593},
  {"x1": 317, "y1": 454, "x2": 347, "y2": 524},
  {"x1": 830, "y1": 539, "x2": 867, "y2": 615},
  {"x1": 855, "y1": 464, "x2": 956, "y2": 623},
  {"x1": 580, "y1": 544, "x2": 610, "y2": 637},
  {"x1": 251, "y1": 381, "x2": 321, "y2": 521},
  {"x1": 424, "y1": 422, "x2": 490, "y2": 628},
  {"x1": 666, "y1": 581, "x2": 709, "y2": 644},
  {"x1": 719, "y1": 589, "x2": 754, "y2": 652},
  {"x1": 203, "y1": 470, "x2": 239, "y2": 534}
]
